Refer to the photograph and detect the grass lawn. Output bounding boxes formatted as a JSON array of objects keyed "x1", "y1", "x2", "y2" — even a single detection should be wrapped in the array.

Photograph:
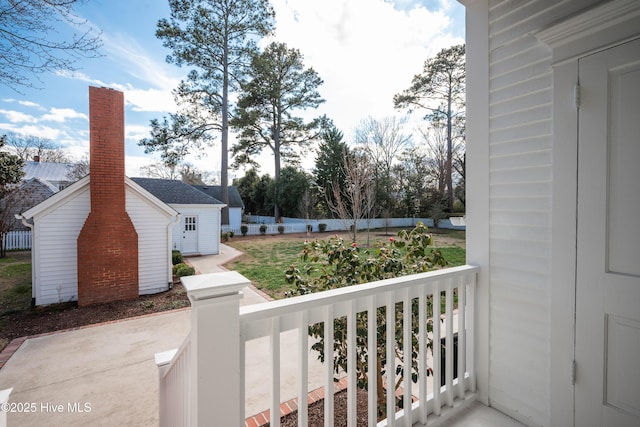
[{"x1": 225, "y1": 228, "x2": 466, "y2": 299}]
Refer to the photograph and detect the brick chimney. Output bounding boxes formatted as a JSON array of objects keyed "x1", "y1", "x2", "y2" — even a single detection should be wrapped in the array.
[{"x1": 77, "y1": 87, "x2": 138, "y2": 306}]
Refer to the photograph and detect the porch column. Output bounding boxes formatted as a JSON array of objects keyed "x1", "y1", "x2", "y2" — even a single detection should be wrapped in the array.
[{"x1": 182, "y1": 272, "x2": 250, "y2": 427}]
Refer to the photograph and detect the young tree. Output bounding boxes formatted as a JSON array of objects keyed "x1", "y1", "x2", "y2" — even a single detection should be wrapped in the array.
[
  {"x1": 327, "y1": 151, "x2": 374, "y2": 243},
  {"x1": 314, "y1": 125, "x2": 349, "y2": 217},
  {"x1": 231, "y1": 41, "x2": 326, "y2": 222},
  {"x1": 0, "y1": 137, "x2": 26, "y2": 257},
  {"x1": 140, "y1": 0, "x2": 275, "y2": 224},
  {"x1": 354, "y1": 116, "x2": 412, "y2": 219},
  {"x1": 0, "y1": 0, "x2": 102, "y2": 92},
  {"x1": 394, "y1": 44, "x2": 465, "y2": 212}
]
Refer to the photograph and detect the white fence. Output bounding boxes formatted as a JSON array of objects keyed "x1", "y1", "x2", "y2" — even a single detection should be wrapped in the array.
[
  {"x1": 2, "y1": 230, "x2": 31, "y2": 250},
  {"x1": 157, "y1": 266, "x2": 478, "y2": 426},
  {"x1": 222, "y1": 216, "x2": 465, "y2": 236}
]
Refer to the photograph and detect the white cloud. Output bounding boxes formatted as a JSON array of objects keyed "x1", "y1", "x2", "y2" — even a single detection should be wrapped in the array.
[
  {"x1": 55, "y1": 70, "x2": 177, "y2": 114},
  {"x1": 41, "y1": 108, "x2": 89, "y2": 123},
  {"x1": 0, "y1": 123, "x2": 63, "y2": 140},
  {"x1": 0, "y1": 109, "x2": 38, "y2": 123},
  {"x1": 18, "y1": 100, "x2": 45, "y2": 110},
  {"x1": 269, "y1": 0, "x2": 464, "y2": 138}
]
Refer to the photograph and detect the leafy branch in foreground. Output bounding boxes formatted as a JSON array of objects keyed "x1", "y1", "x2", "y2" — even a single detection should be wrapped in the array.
[{"x1": 285, "y1": 222, "x2": 446, "y2": 419}]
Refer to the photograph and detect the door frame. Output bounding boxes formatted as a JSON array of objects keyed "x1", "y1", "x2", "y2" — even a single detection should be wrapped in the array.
[{"x1": 535, "y1": 1, "x2": 640, "y2": 425}]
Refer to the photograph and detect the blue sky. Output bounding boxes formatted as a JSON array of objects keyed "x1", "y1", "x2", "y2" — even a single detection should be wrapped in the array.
[{"x1": 0, "y1": 0, "x2": 464, "y2": 179}]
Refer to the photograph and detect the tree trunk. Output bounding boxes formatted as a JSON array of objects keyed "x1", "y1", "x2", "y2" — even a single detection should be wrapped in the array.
[{"x1": 220, "y1": 24, "x2": 230, "y2": 225}]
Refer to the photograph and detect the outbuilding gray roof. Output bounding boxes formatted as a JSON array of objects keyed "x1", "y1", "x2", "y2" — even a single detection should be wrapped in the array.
[
  {"x1": 191, "y1": 185, "x2": 244, "y2": 209},
  {"x1": 131, "y1": 178, "x2": 224, "y2": 205}
]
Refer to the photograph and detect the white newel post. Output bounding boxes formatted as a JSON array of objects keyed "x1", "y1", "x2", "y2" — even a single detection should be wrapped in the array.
[
  {"x1": 0, "y1": 388, "x2": 12, "y2": 427},
  {"x1": 182, "y1": 272, "x2": 250, "y2": 427}
]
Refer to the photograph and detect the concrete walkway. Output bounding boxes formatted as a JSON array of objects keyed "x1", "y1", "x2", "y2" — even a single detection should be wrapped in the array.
[{"x1": 0, "y1": 244, "x2": 299, "y2": 426}]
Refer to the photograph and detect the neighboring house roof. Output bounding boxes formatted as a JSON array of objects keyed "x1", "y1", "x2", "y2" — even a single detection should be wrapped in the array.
[
  {"x1": 131, "y1": 178, "x2": 225, "y2": 206},
  {"x1": 6, "y1": 178, "x2": 59, "y2": 230},
  {"x1": 23, "y1": 161, "x2": 75, "y2": 184},
  {"x1": 191, "y1": 185, "x2": 244, "y2": 209}
]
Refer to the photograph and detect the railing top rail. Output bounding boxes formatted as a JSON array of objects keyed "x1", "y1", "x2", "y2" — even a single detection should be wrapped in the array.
[{"x1": 239, "y1": 264, "x2": 479, "y2": 324}]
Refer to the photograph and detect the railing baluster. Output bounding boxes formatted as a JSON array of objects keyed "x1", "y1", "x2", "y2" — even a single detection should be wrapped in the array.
[
  {"x1": 402, "y1": 288, "x2": 412, "y2": 426},
  {"x1": 368, "y1": 295, "x2": 377, "y2": 427},
  {"x1": 240, "y1": 336, "x2": 246, "y2": 423},
  {"x1": 432, "y1": 284, "x2": 441, "y2": 415},
  {"x1": 445, "y1": 278, "x2": 454, "y2": 407},
  {"x1": 457, "y1": 275, "x2": 466, "y2": 399},
  {"x1": 467, "y1": 273, "x2": 477, "y2": 392},
  {"x1": 271, "y1": 317, "x2": 281, "y2": 427},
  {"x1": 418, "y1": 289, "x2": 427, "y2": 425},
  {"x1": 298, "y1": 311, "x2": 309, "y2": 426},
  {"x1": 386, "y1": 291, "x2": 396, "y2": 427},
  {"x1": 324, "y1": 304, "x2": 334, "y2": 427},
  {"x1": 347, "y1": 299, "x2": 357, "y2": 426}
]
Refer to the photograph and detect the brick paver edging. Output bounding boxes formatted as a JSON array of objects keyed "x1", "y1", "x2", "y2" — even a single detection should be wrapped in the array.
[{"x1": 245, "y1": 377, "x2": 349, "y2": 427}]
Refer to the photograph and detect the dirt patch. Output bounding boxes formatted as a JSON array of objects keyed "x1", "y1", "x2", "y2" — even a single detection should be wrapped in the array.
[{"x1": 0, "y1": 251, "x2": 190, "y2": 353}]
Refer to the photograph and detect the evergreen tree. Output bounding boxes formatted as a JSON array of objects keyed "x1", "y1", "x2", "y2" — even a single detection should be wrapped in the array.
[
  {"x1": 140, "y1": 0, "x2": 274, "y2": 224},
  {"x1": 394, "y1": 45, "x2": 465, "y2": 212},
  {"x1": 231, "y1": 41, "x2": 327, "y2": 222},
  {"x1": 313, "y1": 125, "x2": 348, "y2": 217}
]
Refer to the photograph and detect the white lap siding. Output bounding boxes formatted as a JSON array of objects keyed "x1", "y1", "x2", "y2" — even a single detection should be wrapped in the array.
[
  {"x1": 125, "y1": 187, "x2": 174, "y2": 295},
  {"x1": 170, "y1": 205, "x2": 221, "y2": 256},
  {"x1": 35, "y1": 188, "x2": 89, "y2": 305},
  {"x1": 486, "y1": 1, "x2": 602, "y2": 425}
]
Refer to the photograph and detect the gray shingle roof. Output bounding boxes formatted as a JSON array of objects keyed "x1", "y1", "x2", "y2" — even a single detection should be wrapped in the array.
[
  {"x1": 131, "y1": 178, "x2": 224, "y2": 205},
  {"x1": 191, "y1": 185, "x2": 244, "y2": 209}
]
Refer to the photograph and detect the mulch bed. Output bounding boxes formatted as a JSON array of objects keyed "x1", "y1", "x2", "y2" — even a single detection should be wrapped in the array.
[
  {"x1": 276, "y1": 388, "x2": 370, "y2": 427},
  {"x1": 0, "y1": 274, "x2": 190, "y2": 351}
]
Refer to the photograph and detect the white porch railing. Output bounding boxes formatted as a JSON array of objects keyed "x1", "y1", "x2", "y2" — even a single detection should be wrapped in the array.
[{"x1": 157, "y1": 266, "x2": 479, "y2": 427}]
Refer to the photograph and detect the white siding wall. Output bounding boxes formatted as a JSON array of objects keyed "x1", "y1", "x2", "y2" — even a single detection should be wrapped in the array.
[
  {"x1": 171, "y1": 205, "x2": 221, "y2": 255},
  {"x1": 34, "y1": 189, "x2": 89, "y2": 305},
  {"x1": 33, "y1": 185, "x2": 175, "y2": 305},
  {"x1": 229, "y1": 207, "x2": 242, "y2": 231},
  {"x1": 126, "y1": 187, "x2": 173, "y2": 295},
  {"x1": 486, "y1": 1, "x2": 601, "y2": 425}
]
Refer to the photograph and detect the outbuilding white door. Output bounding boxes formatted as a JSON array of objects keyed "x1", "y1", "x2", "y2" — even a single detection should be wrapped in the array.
[
  {"x1": 181, "y1": 215, "x2": 198, "y2": 254},
  {"x1": 576, "y1": 38, "x2": 640, "y2": 426}
]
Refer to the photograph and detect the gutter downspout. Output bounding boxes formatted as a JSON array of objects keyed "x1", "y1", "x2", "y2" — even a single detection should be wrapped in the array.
[
  {"x1": 167, "y1": 213, "x2": 180, "y2": 289},
  {"x1": 16, "y1": 214, "x2": 35, "y2": 307}
]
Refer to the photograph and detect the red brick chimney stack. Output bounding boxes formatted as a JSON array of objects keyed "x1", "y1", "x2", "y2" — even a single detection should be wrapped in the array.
[{"x1": 77, "y1": 86, "x2": 139, "y2": 306}]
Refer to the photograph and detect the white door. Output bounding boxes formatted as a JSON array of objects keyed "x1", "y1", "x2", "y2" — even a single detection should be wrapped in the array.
[
  {"x1": 576, "y1": 38, "x2": 640, "y2": 427},
  {"x1": 182, "y1": 215, "x2": 198, "y2": 254}
]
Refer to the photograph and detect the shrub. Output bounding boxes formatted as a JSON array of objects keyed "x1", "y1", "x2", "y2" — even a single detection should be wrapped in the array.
[
  {"x1": 173, "y1": 263, "x2": 195, "y2": 277},
  {"x1": 306, "y1": 224, "x2": 313, "y2": 233},
  {"x1": 318, "y1": 223, "x2": 327, "y2": 232},
  {"x1": 171, "y1": 250, "x2": 183, "y2": 265},
  {"x1": 221, "y1": 232, "x2": 229, "y2": 242},
  {"x1": 259, "y1": 224, "x2": 267, "y2": 235},
  {"x1": 228, "y1": 230, "x2": 235, "y2": 238},
  {"x1": 240, "y1": 224, "x2": 248, "y2": 236},
  {"x1": 277, "y1": 225, "x2": 285, "y2": 234},
  {"x1": 285, "y1": 222, "x2": 446, "y2": 417}
]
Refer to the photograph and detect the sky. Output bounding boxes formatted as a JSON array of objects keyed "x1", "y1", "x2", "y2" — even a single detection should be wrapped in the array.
[{"x1": 0, "y1": 0, "x2": 464, "y2": 181}]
